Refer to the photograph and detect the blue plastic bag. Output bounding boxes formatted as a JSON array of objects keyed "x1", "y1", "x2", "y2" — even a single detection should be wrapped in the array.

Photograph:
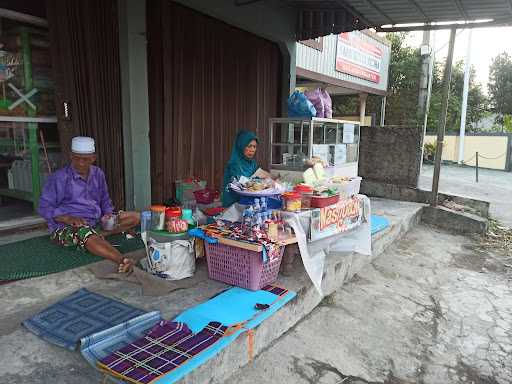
[{"x1": 287, "y1": 91, "x2": 317, "y2": 118}]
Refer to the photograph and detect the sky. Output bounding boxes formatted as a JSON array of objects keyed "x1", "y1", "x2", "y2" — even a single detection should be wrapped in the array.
[{"x1": 404, "y1": 27, "x2": 512, "y2": 93}]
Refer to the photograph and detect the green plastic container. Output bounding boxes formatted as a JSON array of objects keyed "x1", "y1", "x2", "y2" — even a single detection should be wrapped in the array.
[{"x1": 175, "y1": 179, "x2": 206, "y2": 202}]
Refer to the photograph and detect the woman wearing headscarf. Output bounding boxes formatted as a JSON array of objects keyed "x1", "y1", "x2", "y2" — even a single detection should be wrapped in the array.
[{"x1": 222, "y1": 130, "x2": 261, "y2": 207}]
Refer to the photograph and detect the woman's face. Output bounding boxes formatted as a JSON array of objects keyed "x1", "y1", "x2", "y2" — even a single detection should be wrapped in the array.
[{"x1": 243, "y1": 140, "x2": 257, "y2": 159}]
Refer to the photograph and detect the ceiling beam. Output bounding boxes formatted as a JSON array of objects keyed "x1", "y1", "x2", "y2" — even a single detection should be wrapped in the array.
[
  {"x1": 452, "y1": 0, "x2": 470, "y2": 20},
  {"x1": 407, "y1": 0, "x2": 431, "y2": 23},
  {"x1": 360, "y1": 0, "x2": 396, "y2": 25},
  {"x1": 0, "y1": 8, "x2": 47, "y2": 28},
  {"x1": 377, "y1": 19, "x2": 511, "y2": 32},
  {"x1": 333, "y1": 0, "x2": 374, "y2": 27}
]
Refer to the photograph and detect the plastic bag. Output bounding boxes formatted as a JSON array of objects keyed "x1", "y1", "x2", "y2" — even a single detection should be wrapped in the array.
[
  {"x1": 304, "y1": 88, "x2": 324, "y2": 118},
  {"x1": 146, "y1": 238, "x2": 195, "y2": 280},
  {"x1": 320, "y1": 89, "x2": 332, "y2": 118},
  {"x1": 287, "y1": 91, "x2": 316, "y2": 117}
]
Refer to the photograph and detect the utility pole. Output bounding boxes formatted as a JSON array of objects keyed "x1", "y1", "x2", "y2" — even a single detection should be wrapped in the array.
[
  {"x1": 431, "y1": 28, "x2": 457, "y2": 207},
  {"x1": 458, "y1": 29, "x2": 472, "y2": 164},
  {"x1": 418, "y1": 30, "x2": 431, "y2": 117}
]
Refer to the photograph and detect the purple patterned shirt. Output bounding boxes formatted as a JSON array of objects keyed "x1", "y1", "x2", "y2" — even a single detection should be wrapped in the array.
[{"x1": 38, "y1": 165, "x2": 114, "y2": 231}]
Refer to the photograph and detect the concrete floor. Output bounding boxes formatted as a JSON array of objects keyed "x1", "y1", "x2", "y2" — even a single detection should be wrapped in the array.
[
  {"x1": 226, "y1": 224, "x2": 512, "y2": 384},
  {"x1": 0, "y1": 198, "x2": 424, "y2": 384},
  {"x1": 419, "y1": 164, "x2": 512, "y2": 227}
]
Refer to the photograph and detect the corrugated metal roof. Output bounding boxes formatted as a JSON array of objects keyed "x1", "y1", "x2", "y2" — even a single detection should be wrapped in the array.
[{"x1": 287, "y1": 0, "x2": 512, "y2": 39}]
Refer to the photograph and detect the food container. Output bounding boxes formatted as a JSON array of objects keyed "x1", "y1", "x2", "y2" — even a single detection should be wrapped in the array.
[
  {"x1": 294, "y1": 184, "x2": 314, "y2": 209},
  {"x1": 175, "y1": 178, "x2": 207, "y2": 202},
  {"x1": 150, "y1": 205, "x2": 167, "y2": 230},
  {"x1": 193, "y1": 188, "x2": 219, "y2": 204},
  {"x1": 181, "y1": 208, "x2": 196, "y2": 229},
  {"x1": 282, "y1": 191, "x2": 302, "y2": 212},
  {"x1": 310, "y1": 194, "x2": 340, "y2": 208},
  {"x1": 165, "y1": 207, "x2": 188, "y2": 233},
  {"x1": 329, "y1": 176, "x2": 362, "y2": 199}
]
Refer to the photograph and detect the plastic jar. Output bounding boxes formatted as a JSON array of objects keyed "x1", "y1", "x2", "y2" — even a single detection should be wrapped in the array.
[
  {"x1": 165, "y1": 207, "x2": 188, "y2": 233},
  {"x1": 150, "y1": 205, "x2": 166, "y2": 230},
  {"x1": 294, "y1": 184, "x2": 314, "y2": 209},
  {"x1": 282, "y1": 192, "x2": 302, "y2": 212},
  {"x1": 181, "y1": 208, "x2": 196, "y2": 229}
]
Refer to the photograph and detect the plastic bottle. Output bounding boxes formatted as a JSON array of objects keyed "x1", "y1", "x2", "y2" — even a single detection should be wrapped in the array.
[
  {"x1": 253, "y1": 198, "x2": 260, "y2": 213},
  {"x1": 255, "y1": 212, "x2": 263, "y2": 227},
  {"x1": 260, "y1": 197, "x2": 267, "y2": 212},
  {"x1": 141, "y1": 211, "x2": 152, "y2": 233}
]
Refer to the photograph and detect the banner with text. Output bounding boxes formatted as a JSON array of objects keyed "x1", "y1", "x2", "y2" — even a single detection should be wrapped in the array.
[
  {"x1": 336, "y1": 32, "x2": 383, "y2": 84},
  {"x1": 309, "y1": 196, "x2": 364, "y2": 241}
]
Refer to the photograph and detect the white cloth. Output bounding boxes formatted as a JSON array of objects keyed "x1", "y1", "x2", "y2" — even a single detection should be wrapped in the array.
[
  {"x1": 71, "y1": 136, "x2": 95, "y2": 154},
  {"x1": 283, "y1": 195, "x2": 371, "y2": 296}
]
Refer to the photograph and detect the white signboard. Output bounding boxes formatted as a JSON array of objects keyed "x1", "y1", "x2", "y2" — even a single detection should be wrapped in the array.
[
  {"x1": 312, "y1": 144, "x2": 330, "y2": 164},
  {"x1": 343, "y1": 124, "x2": 355, "y2": 143},
  {"x1": 334, "y1": 144, "x2": 347, "y2": 165},
  {"x1": 336, "y1": 32, "x2": 382, "y2": 83}
]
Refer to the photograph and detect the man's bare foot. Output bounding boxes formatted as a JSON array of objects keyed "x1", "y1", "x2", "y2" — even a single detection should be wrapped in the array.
[{"x1": 118, "y1": 258, "x2": 134, "y2": 273}]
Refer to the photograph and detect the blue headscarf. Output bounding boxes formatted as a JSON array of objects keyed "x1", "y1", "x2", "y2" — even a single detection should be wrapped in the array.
[{"x1": 222, "y1": 130, "x2": 259, "y2": 207}]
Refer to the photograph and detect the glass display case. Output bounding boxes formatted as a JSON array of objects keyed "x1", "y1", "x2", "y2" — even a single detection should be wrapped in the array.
[{"x1": 269, "y1": 117, "x2": 360, "y2": 170}]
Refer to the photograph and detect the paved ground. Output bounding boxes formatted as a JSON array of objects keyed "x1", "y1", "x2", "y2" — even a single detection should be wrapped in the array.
[
  {"x1": 419, "y1": 164, "x2": 512, "y2": 227},
  {"x1": 226, "y1": 224, "x2": 512, "y2": 384}
]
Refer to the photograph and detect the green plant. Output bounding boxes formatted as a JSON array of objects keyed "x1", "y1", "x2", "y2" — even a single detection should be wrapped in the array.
[
  {"x1": 503, "y1": 114, "x2": 512, "y2": 133},
  {"x1": 423, "y1": 141, "x2": 437, "y2": 161}
]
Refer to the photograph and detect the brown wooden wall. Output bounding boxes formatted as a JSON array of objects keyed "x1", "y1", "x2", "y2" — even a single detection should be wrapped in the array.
[
  {"x1": 147, "y1": 1, "x2": 281, "y2": 203},
  {"x1": 47, "y1": 0, "x2": 125, "y2": 208}
]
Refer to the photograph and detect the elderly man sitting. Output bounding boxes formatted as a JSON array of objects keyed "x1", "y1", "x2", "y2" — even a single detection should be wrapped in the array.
[{"x1": 39, "y1": 136, "x2": 139, "y2": 272}]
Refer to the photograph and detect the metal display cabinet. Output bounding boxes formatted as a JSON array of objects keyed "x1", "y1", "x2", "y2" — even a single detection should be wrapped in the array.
[{"x1": 269, "y1": 117, "x2": 360, "y2": 178}]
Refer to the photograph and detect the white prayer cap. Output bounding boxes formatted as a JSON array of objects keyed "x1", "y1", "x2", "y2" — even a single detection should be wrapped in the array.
[{"x1": 71, "y1": 136, "x2": 95, "y2": 154}]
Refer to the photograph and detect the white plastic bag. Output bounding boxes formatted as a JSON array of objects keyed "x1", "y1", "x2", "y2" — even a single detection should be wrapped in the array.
[{"x1": 146, "y1": 237, "x2": 195, "y2": 280}]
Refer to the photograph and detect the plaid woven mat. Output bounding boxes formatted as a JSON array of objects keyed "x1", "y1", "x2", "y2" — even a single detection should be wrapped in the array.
[
  {"x1": 0, "y1": 234, "x2": 144, "y2": 281},
  {"x1": 98, "y1": 320, "x2": 227, "y2": 384}
]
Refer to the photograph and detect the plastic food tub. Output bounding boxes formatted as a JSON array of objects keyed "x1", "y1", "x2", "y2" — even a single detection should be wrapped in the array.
[
  {"x1": 294, "y1": 184, "x2": 314, "y2": 209},
  {"x1": 329, "y1": 177, "x2": 362, "y2": 199},
  {"x1": 310, "y1": 194, "x2": 340, "y2": 208}
]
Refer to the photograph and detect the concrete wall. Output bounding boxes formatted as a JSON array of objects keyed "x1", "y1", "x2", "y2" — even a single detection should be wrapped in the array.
[
  {"x1": 424, "y1": 133, "x2": 511, "y2": 171},
  {"x1": 359, "y1": 126, "x2": 423, "y2": 187}
]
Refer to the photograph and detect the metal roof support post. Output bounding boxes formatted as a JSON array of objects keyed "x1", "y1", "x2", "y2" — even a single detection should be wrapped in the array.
[
  {"x1": 359, "y1": 93, "x2": 367, "y2": 126},
  {"x1": 431, "y1": 27, "x2": 456, "y2": 207}
]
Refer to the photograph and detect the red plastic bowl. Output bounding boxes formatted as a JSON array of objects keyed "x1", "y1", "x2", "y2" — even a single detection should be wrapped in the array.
[{"x1": 310, "y1": 194, "x2": 340, "y2": 208}]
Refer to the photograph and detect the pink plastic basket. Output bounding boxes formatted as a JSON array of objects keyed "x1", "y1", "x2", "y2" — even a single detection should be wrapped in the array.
[{"x1": 205, "y1": 242, "x2": 284, "y2": 290}]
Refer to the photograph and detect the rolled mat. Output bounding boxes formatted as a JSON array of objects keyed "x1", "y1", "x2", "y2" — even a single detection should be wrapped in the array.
[{"x1": 0, "y1": 234, "x2": 144, "y2": 281}]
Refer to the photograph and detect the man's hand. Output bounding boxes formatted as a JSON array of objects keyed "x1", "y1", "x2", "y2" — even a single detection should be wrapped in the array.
[{"x1": 55, "y1": 215, "x2": 87, "y2": 227}]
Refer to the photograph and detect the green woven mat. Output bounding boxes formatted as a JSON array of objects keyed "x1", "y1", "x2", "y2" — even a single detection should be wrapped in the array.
[{"x1": 0, "y1": 234, "x2": 145, "y2": 281}]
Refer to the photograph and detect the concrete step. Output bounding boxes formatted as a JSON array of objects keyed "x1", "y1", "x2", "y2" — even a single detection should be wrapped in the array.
[{"x1": 0, "y1": 198, "x2": 424, "y2": 384}]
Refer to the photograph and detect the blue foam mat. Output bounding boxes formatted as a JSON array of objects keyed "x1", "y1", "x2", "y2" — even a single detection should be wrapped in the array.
[
  {"x1": 371, "y1": 215, "x2": 390, "y2": 235},
  {"x1": 152, "y1": 286, "x2": 295, "y2": 384}
]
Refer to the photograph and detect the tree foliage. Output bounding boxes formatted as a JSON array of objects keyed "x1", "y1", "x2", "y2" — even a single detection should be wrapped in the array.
[
  {"x1": 332, "y1": 32, "x2": 488, "y2": 131},
  {"x1": 488, "y1": 52, "x2": 512, "y2": 120},
  {"x1": 427, "y1": 61, "x2": 488, "y2": 133}
]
